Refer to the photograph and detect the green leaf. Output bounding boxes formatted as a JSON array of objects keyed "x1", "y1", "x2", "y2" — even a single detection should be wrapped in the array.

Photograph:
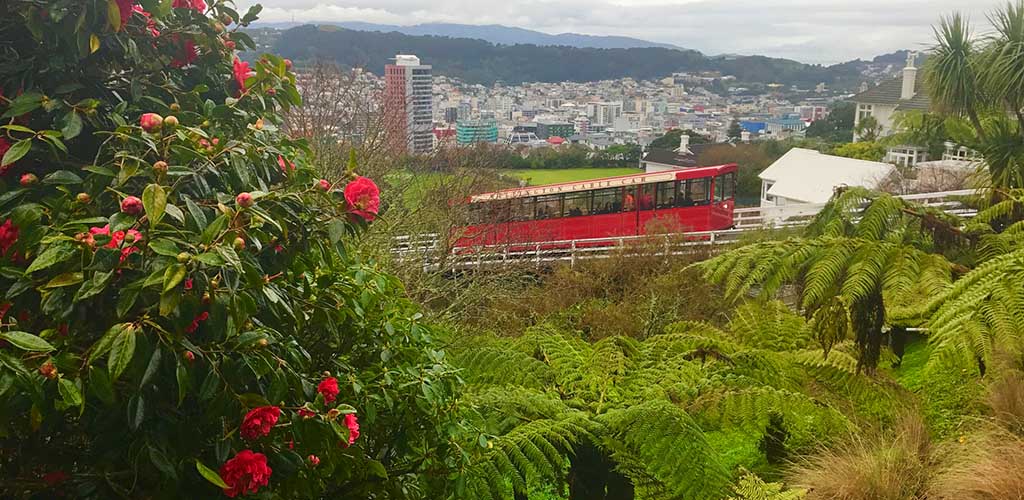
[
  {"x1": 200, "y1": 214, "x2": 228, "y2": 244},
  {"x1": 89, "y1": 34, "x2": 100, "y2": 54},
  {"x1": 159, "y1": 289, "x2": 181, "y2": 317},
  {"x1": 83, "y1": 165, "x2": 116, "y2": 176},
  {"x1": 328, "y1": 219, "x2": 346, "y2": 244},
  {"x1": 26, "y1": 243, "x2": 76, "y2": 273},
  {"x1": 366, "y1": 459, "x2": 389, "y2": 480},
  {"x1": 60, "y1": 111, "x2": 83, "y2": 140},
  {"x1": 75, "y1": 271, "x2": 113, "y2": 302},
  {"x1": 330, "y1": 419, "x2": 351, "y2": 444},
  {"x1": 89, "y1": 367, "x2": 115, "y2": 404},
  {"x1": 184, "y1": 196, "x2": 208, "y2": 230},
  {"x1": 176, "y1": 358, "x2": 189, "y2": 406},
  {"x1": 91, "y1": 323, "x2": 131, "y2": 361},
  {"x1": 2, "y1": 139, "x2": 31, "y2": 166},
  {"x1": 42, "y1": 170, "x2": 83, "y2": 185},
  {"x1": 106, "y1": 0, "x2": 122, "y2": 31},
  {"x1": 109, "y1": 325, "x2": 137, "y2": 380},
  {"x1": 215, "y1": 246, "x2": 241, "y2": 269},
  {"x1": 162, "y1": 263, "x2": 187, "y2": 293},
  {"x1": 1, "y1": 93, "x2": 43, "y2": 118},
  {"x1": 194, "y1": 252, "x2": 225, "y2": 266},
  {"x1": 237, "y1": 393, "x2": 271, "y2": 408},
  {"x1": 58, "y1": 377, "x2": 84, "y2": 409},
  {"x1": 44, "y1": 272, "x2": 84, "y2": 288},
  {"x1": 148, "y1": 239, "x2": 180, "y2": 257},
  {"x1": 109, "y1": 212, "x2": 135, "y2": 232},
  {"x1": 142, "y1": 183, "x2": 167, "y2": 227},
  {"x1": 140, "y1": 346, "x2": 162, "y2": 388},
  {"x1": 196, "y1": 461, "x2": 229, "y2": 490},
  {"x1": 0, "y1": 331, "x2": 55, "y2": 352}
]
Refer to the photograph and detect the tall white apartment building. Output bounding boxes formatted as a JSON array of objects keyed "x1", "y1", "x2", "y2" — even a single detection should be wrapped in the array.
[{"x1": 385, "y1": 54, "x2": 434, "y2": 154}]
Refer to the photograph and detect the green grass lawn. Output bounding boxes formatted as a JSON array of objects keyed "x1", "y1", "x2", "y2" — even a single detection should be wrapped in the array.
[{"x1": 505, "y1": 167, "x2": 642, "y2": 186}]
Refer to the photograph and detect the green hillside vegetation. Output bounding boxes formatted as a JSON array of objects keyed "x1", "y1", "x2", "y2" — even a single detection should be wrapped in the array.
[
  {"x1": 270, "y1": 25, "x2": 865, "y2": 87},
  {"x1": 506, "y1": 168, "x2": 641, "y2": 186}
]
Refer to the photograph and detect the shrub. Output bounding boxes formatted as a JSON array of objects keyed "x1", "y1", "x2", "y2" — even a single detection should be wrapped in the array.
[
  {"x1": 0, "y1": 1, "x2": 460, "y2": 498},
  {"x1": 930, "y1": 429, "x2": 1024, "y2": 500}
]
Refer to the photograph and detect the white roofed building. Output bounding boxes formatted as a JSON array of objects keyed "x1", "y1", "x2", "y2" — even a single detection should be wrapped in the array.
[{"x1": 759, "y1": 148, "x2": 895, "y2": 207}]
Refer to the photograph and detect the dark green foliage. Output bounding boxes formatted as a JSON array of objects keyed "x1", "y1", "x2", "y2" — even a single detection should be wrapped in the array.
[{"x1": 270, "y1": 26, "x2": 866, "y2": 87}]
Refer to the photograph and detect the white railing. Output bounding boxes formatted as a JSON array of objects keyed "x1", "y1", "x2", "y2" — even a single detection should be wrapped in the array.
[{"x1": 391, "y1": 189, "x2": 978, "y2": 271}]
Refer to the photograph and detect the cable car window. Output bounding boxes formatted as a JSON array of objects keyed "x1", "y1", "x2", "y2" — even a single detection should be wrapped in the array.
[
  {"x1": 488, "y1": 200, "x2": 511, "y2": 222},
  {"x1": 683, "y1": 178, "x2": 710, "y2": 206},
  {"x1": 638, "y1": 184, "x2": 655, "y2": 211},
  {"x1": 563, "y1": 191, "x2": 591, "y2": 217},
  {"x1": 512, "y1": 197, "x2": 535, "y2": 221},
  {"x1": 591, "y1": 188, "x2": 623, "y2": 215},
  {"x1": 535, "y1": 194, "x2": 562, "y2": 220},
  {"x1": 714, "y1": 173, "x2": 736, "y2": 201},
  {"x1": 468, "y1": 203, "x2": 485, "y2": 224},
  {"x1": 656, "y1": 181, "x2": 676, "y2": 208}
]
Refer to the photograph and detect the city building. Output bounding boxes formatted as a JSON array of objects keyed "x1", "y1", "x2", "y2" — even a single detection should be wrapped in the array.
[
  {"x1": 591, "y1": 101, "x2": 623, "y2": 126},
  {"x1": 536, "y1": 120, "x2": 575, "y2": 140},
  {"x1": 456, "y1": 118, "x2": 499, "y2": 145},
  {"x1": 444, "y1": 106, "x2": 459, "y2": 124},
  {"x1": 385, "y1": 54, "x2": 434, "y2": 154},
  {"x1": 851, "y1": 52, "x2": 930, "y2": 141}
]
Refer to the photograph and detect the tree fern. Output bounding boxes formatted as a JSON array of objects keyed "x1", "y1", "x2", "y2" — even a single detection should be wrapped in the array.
[{"x1": 729, "y1": 472, "x2": 806, "y2": 500}]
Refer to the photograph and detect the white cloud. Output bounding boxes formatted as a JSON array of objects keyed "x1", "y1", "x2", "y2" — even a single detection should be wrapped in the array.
[{"x1": 235, "y1": 0, "x2": 1004, "y2": 63}]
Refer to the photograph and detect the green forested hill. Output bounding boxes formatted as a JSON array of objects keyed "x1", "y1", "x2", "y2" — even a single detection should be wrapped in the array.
[{"x1": 269, "y1": 25, "x2": 864, "y2": 87}]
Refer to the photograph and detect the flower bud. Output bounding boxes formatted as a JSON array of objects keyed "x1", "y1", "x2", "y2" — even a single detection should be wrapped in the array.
[
  {"x1": 257, "y1": 338, "x2": 268, "y2": 347},
  {"x1": 284, "y1": 59, "x2": 293, "y2": 70},
  {"x1": 326, "y1": 408, "x2": 341, "y2": 420},
  {"x1": 153, "y1": 160, "x2": 168, "y2": 173},
  {"x1": 266, "y1": 88, "x2": 277, "y2": 96},
  {"x1": 163, "y1": 115, "x2": 179, "y2": 129},
  {"x1": 224, "y1": 39, "x2": 236, "y2": 51},
  {"x1": 213, "y1": 21, "x2": 225, "y2": 33},
  {"x1": 307, "y1": 455, "x2": 320, "y2": 467},
  {"x1": 317, "y1": 179, "x2": 330, "y2": 191},
  {"x1": 76, "y1": 192, "x2": 91, "y2": 203},
  {"x1": 184, "y1": 351, "x2": 195, "y2": 362},
  {"x1": 20, "y1": 173, "x2": 38, "y2": 187},
  {"x1": 221, "y1": 13, "x2": 233, "y2": 25},
  {"x1": 140, "y1": 113, "x2": 163, "y2": 132},
  {"x1": 121, "y1": 196, "x2": 143, "y2": 215},
  {"x1": 254, "y1": 118, "x2": 264, "y2": 130},
  {"x1": 233, "y1": 237, "x2": 246, "y2": 251},
  {"x1": 169, "y1": 103, "x2": 181, "y2": 112},
  {"x1": 176, "y1": 252, "x2": 190, "y2": 263},
  {"x1": 39, "y1": 361, "x2": 58, "y2": 380},
  {"x1": 235, "y1": 192, "x2": 254, "y2": 208},
  {"x1": 123, "y1": 232, "x2": 135, "y2": 244}
]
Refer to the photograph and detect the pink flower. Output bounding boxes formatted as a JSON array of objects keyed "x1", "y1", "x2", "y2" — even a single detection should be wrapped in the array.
[
  {"x1": 317, "y1": 179, "x2": 331, "y2": 191},
  {"x1": 344, "y1": 413, "x2": 360, "y2": 446},
  {"x1": 184, "y1": 279, "x2": 193, "y2": 290},
  {"x1": 121, "y1": 196, "x2": 143, "y2": 215},
  {"x1": 276, "y1": 155, "x2": 294, "y2": 174},
  {"x1": 307, "y1": 454, "x2": 320, "y2": 467},
  {"x1": 169, "y1": 36, "x2": 198, "y2": 68},
  {"x1": 90, "y1": 225, "x2": 143, "y2": 262},
  {"x1": 317, "y1": 377, "x2": 339, "y2": 404},
  {"x1": 232, "y1": 58, "x2": 254, "y2": 96},
  {"x1": 132, "y1": 5, "x2": 160, "y2": 36},
  {"x1": 114, "y1": 0, "x2": 133, "y2": 28},
  {"x1": 0, "y1": 219, "x2": 18, "y2": 257},
  {"x1": 185, "y1": 311, "x2": 209, "y2": 334},
  {"x1": 140, "y1": 113, "x2": 163, "y2": 133},
  {"x1": 343, "y1": 177, "x2": 381, "y2": 222},
  {"x1": 172, "y1": 0, "x2": 206, "y2": 11},
  {"x1": 219, "y1": 450, "x2": 271, "y2": 498},
  {"x1": 297, "y1": 408, "x2": 316, "y2": 419},
  {"x1": 240, "y1": 406, "x2": 281, "y2": 440},
  {"x1": 235, "y1": 192, "x2": 254, "y2": 208}
]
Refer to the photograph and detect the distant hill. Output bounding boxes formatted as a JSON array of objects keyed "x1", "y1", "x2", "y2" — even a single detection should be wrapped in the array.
[
  {"x1": 254, "y1": 21, "x2": 685, "y2": 50},
  {"x1": 271, "y1": 25, "x2": 868, "y2": 88}
]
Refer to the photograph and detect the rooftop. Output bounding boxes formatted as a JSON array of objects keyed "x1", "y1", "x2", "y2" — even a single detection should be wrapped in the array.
[
  {"x1": 759, "y1": 148, "x2": 894, "y2": 204},
  {"x1": 851, "y1": 70, "x2": 930, "y2": 112}
]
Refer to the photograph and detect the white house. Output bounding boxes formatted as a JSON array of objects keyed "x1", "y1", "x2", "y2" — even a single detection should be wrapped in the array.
[
  {"x1": 759, "y1": 148, "x2": 895, "y2": 207},
  {"x1": 852, "y1": 52, "x2": 931, "y2": 142}
]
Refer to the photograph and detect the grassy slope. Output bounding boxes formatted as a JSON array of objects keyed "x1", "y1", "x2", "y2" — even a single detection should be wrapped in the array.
[{"x1": 505, "y1": 168, "x2": 641, "y2": 186}]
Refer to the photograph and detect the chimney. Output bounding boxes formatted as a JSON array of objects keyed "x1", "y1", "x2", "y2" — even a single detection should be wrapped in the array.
[
  {"x1": 676, "y1": 133, "x2": 691, "y2": 154},
  {"x1": 901, "y1": 52, "x2": 918, "y2": 100},
  {"x1": 741, "y1": 130, "x2": 751, "y2": 143}
]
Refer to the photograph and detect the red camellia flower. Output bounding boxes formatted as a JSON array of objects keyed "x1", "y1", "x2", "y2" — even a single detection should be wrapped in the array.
[
  {"x1": 0, "y1": 137, "x2": 13, "y2": 173},
  {"x1": 90, "y1": 225, "x2": 143, "y2": 262},
  {"x1": 297, "y1": 408, "x2": 316, "y2": 419},
  {"x1": 317, "y1": 377, "x2": 339, "y2": 404},
  {"x1": 232, "y1": 58, "x2": 255, "y2": 96},
  {"x1": 42, "y1": 470, "x2": 68, "y2": 486},
  {"x1": 344, "y1": 413, "x2": 360, "y2": 446},
  {"x1": 172, "y1": 0, "x2": 206, "y2": 11},
  {"x1": 169, "y1": 36, "x2": 198, "y2": 68},
  {"x1": 132, "y1": 5, "x2": 160, "y2": 36},
  {"x1": 0, "y1": 219, "x2": 18, "y2": 257},
  {"x1": 276, "y1": 155, "x2": 295, "y2": 174},
  {"x1": 307, "y1": 454, "x2": 320, "y2": 467},
  {"x1": 219, "y1": 450, "x2": 271, "y2": 498},
  {"x1": 343, "y1": 176, "x2": 381, "y2": 222},
  {"x1": 121, "y1": 196, "x2": 143, "y2": 215},
  {"x1": 240, "y1": 406, "x2": 281, "y2": 440},
  {"x1": 114, "y1": 0, "x2": 133, "y2": 28},
  {"x1": 185, "y1": 311, "x2": 209, "y2": 334},
  {"x1": 140, "y1": 113, "x2": 163, "y2": 132},
  {"x1": 235, "y1": 192, "x2": 254, "y2": 208}
]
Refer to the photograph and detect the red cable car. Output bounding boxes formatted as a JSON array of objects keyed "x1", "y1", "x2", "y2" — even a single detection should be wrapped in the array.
[{"x1": 456, "y1": 163, "x2": 738, "y2": 248}]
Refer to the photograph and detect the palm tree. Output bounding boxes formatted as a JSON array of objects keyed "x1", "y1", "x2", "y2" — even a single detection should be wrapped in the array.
[{"x1": 925, "y1": 13, "x2": 987, "y2": 140}]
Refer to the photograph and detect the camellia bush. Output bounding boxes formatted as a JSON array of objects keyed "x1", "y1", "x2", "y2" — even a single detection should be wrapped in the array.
[{"x1": 0, "y1": 1, "x2": 462, "y2": 498}]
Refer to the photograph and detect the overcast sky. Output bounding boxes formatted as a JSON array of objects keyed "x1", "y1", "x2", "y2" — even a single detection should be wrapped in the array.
[{"x1": 238, "y1": 0, "x2": 1003, "y2": 64}]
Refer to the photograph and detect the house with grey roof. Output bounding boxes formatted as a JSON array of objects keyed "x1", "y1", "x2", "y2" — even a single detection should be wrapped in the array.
[{"x1": 851, "y1": 52, "x2": 930, "y2": 142}]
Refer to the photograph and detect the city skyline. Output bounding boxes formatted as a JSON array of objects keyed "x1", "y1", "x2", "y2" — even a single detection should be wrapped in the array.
[{"x1": 238, "y1": 0, "x2": 1002, "y2": 64}]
